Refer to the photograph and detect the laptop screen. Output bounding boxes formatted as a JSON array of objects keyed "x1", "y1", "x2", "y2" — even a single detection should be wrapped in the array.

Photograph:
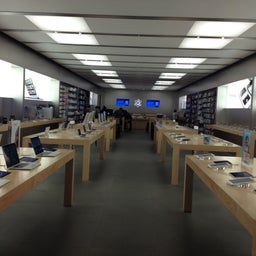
[
  {"x1": 30, "y1": 136, "x2": 44, "y2": 155},
  {"x1": 2, "y1": 143, "x2": 20, "y2": 168}
]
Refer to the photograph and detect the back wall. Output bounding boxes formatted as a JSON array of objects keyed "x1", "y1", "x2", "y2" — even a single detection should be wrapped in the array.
[{"x1": 101, "y1": 89, "x2": 178, "y2": 118}]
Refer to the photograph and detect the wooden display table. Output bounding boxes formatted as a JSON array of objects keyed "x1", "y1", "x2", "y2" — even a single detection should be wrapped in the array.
[
  {"x1": 207, "y1": 124, "x2": 245, "y2": 136},
  {"x1": 184, "y1": 155, "x2": 256, "y2": 256},
  {"x1": 0, "y1": 124, "x2": 8, "y2": 133},
  {"x1": 155, "y1": 124, "x2": 196, "y2": 154},
  {"x1": 0, "y1": 147, "x2": 74, "y2": 212},
  {"x1": 22, "y1": 129, "x2": 105, "y2": 182},
  {"x1": 161, "y1": 132, "x2": 241, "y2": 185},
  {"x1": 20, "y1": 118, "x2": 65, "y2": 129},
  {"x1": 75, "y1": 120, "x2": 116, "y2": 152}
]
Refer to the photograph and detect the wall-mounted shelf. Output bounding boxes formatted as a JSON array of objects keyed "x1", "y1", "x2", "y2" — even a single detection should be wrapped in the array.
[
  {"x1": 185, "y1": 88, "x2": 217, "y2": 134},
  {"x1": 59, "y1": 83, "x2": 89, "y2": 123}
]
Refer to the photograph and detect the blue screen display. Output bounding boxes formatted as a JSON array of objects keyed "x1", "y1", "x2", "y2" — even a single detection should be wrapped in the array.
[
  {"x1": 146, "y1": 99, "x2": 160, "y2": 108},
  {"x1": 116, "y1": 98, "x2": 130, "y2": 107}
]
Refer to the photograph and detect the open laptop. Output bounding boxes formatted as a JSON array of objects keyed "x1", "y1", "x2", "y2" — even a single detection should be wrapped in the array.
[
  {"x1": 30, "y1": 136, "x2": 60, "y2": 157},
  {"x1": 2, "y1": 143, "x2": 40, "y2": 170}
]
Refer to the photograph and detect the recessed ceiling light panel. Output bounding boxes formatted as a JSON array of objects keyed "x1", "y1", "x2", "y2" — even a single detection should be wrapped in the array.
[
  {"x1": 159, "y1": 73, "x2": 186, "y2": 79},
  {"x1": 103, "y1": 79, "x2": 122, "y2": 83},
  {"x1": 92, "y1": 70, "x2": 118, "y2": 77},
  {"x1": 48, "y1": 33, "x2": 98, "y2": 45},
  {"x1": 155, "y1": 81, "x2": 175, "y2": 85},
  {"x1": 109, "y1": 84, "x2": 126, "y2": 89},
  {"x1": 73, "y1": 54, "x2": 111, "y2": 66},
  {"x1": 188, "y1": 21, "x2": 255, "y2": 37},
  {"x1": 169, "y1": 57, "x2": 206, "y2": 64},
  {"x1": 179, "y1": 38, "x2": 231, "y2": 49},
  {"x1": 152, "y1": 86, "x2": 168, "y2": 90},
  {"x1": 26, "y1": 16, "x2": 92, "y2": 32}
]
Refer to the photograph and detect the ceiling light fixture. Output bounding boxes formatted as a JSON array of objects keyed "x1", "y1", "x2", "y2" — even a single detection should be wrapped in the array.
[
  {"x1": 179, "y1": 21, "x2": 255, "y2": 49},
  {"x1": 109, "y1": 84, "x2": 126, "y2": 89},
  {"x1": 155, "y1": 81, "x2": 175, "y2": 85},
  {"x1": 73, "y1": 54, "x2": 111, "y2": 66},
  {"x1": 188, "y1": 21, "x2": 255, "y2": 37},
  {"x1": 47, "y1": 33, "x2": 98, "y2": 45},
  {"x1": 26, "y1": 16, "x2": 92, "y2": 32},
  {"x1": 152, "y1": 86, "x2": 168, "y2": 90},
  {"x1": 179, "y1": 37, "x2": 231, "y2": 49},
  {"x1": 92, "y1": 70, "x2": 118, "y2": 77},
  {"x1": 159, "y1": 73, "x2": 186, "y2": 79},
  {"x1": 103, "y1": 79, "x2": 122, "y2": 83}
]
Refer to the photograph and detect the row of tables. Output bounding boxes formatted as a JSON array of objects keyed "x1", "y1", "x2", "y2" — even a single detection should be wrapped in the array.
[
  {"x1": 1, "y1": 118, "x2": 256, "y2": 255},
  {"x1": 154, "y1": 121, "x2": 256, "y2": 256},
  {"x1": 0, "y1": 120, "x2": 117, "y2": 213}
]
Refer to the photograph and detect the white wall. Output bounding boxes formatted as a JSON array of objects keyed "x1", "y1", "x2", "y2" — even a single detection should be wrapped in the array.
[
  {"x1": 179, "y1": 54, "x2": 256, "y2": 96},
  {"x1": 102, "y1": 89, "x2": 178, "y2": 118},
  {"x1": 0, "y1": 33, "x2": 101, "y2": 94}
]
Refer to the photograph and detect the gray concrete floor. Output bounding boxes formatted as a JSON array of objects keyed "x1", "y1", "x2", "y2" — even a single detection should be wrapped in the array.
[{"x1": 0, "y1": 130, "x2": 251, "y2": 255}]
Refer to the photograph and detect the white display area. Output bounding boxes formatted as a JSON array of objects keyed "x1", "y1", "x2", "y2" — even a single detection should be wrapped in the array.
[{"x1": 222, "y1": 78, "x2": 252, "y2": 109}]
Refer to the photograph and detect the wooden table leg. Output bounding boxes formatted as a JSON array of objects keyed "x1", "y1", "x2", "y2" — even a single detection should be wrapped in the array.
[
  {"x1": 82, "y1": 144, "x2": 90, "y2": 182},
  {"x1": 105, "y1": 129, "x2": 110, "y2": 152},
  {"x1": 64, "y1": 157, "x2": 74, "y2": 207},
  {"x1": 160, "y1": 136, "x2": 167, "y2": 162},
  {"x1": 171, "y1": 147, "x2": 180, "y2": 185},
  {"x1": 183, "y1": 164, "x2": 194, "y2": 212},
  {"x1": 99, "y1": 135, "x2": 104, "y2": 160}
]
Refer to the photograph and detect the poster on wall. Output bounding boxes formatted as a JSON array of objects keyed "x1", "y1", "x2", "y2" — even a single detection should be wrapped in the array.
[
  {"x1": 10, "y1": 120, "x2": 21, "y2": 148},
  {"x1": 225, "y1": 78, "x2": 253, "y2": 109},
  {"x1": 241, "y1": 129, "x2": 253, "y2": 166}
]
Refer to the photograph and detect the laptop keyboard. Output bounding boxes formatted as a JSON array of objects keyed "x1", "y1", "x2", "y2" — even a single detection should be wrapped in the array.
[{"x1": 14, "y1": 163, "x2": 28, "y2": 168}]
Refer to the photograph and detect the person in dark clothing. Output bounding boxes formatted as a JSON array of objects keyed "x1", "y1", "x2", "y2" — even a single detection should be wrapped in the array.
[{"x1": 123, "y1": 110, "x2": 132, "y2": 131}]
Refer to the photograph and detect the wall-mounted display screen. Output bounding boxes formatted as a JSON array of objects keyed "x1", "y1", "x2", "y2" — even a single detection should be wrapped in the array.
[
  {"x1": 116, "y1": 98, "x2": 130, "y2": 107},
  {"x1": 146, "y1": 99, "x2": 160, "y2": 108}
]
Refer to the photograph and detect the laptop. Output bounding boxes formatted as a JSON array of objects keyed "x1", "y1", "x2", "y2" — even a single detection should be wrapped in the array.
[
  {"x1": 2, "y1": 143, "x2": 40, "y2": 170},
  {"x1": 30, "y1": 136, "x2": 60, "y2": 157}
]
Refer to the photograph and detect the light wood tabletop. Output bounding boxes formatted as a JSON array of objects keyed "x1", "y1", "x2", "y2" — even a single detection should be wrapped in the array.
[
  {"x1": 161, "y1": 132, "x2": 242, "y2": 185},
  {"x1": 0, "y1": 147, "x2": 75, "y2": 212},
  {"x1": 22, "y1": 128, "x2": 105, "y2": 182},
  {"x1": 184, "y1": 155, "x2": 256, "y2": 256},
  {"x1": 154, "y1": 124, "x2": 197, "y2": 154},
  {"x1": 75, "y1": 119, "x2": 116, "y2": 152}
]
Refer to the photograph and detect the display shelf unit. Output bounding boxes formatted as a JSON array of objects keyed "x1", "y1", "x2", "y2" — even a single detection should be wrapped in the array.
[
  {"x1": 185, "y1": 88, "x2": 217, "y2": 134},
  {"x1": 59, "y1": 83, "x2": 89, "y2": 123}
]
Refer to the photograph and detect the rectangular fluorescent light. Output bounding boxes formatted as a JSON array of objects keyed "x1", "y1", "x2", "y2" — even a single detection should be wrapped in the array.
[
  {"x1": 73, "y1": 54, "x2": 111, "y2": 66},
  {"x1": 92, "y1": 70, "x2": 118, "y2": 77},
  {"x1": 179, "y1": 38, "x2": 231, "y2": 49},
  {"x1": 166, "y1": 63, "x2": 199, "y2": 69},
  {"x1": 26, "y1": 16, "x2": 92, "y2": 33},
  {"x1": 48, "y1": 33, "x2": 98, "y2": 45},
  {"x1": 188, "y1": 21, "x2": 255, "y2": 37},
  {"x1": 103, "y1": 79, "x2": 122, "y2": 83},
  {"x1": 166, "y1": 57, "x2": 206, "y2": 68},
  {"x1": 155, "y1": 81, "x2": 175, "y2": 85},
  {"x1": 152, "y1": 86, "x2": 168, "y2": 90},
  {"x1": 159, "y1": 73, "x2": 186, "y2": 79},
  {"x1": 109, "y1": 84, "x2": 126, "y2": 89},
  {"x1": 169, "y1": 57, "x2": 206, "y2": 64},
  {"x1": 180, "y1": 21, "x2": 255, "y2": 49}
]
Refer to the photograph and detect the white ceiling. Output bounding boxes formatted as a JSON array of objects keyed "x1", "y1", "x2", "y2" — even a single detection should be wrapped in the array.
[{"x1": 0, "y1": 0, "x2": 256, "y2": 91}]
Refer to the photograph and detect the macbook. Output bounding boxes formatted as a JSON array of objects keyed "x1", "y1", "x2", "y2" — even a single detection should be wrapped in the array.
[
  {"x1": 2, "y1": 143, "x2": 40, "y2": 170},
  {"x1": 30, "y1": 136, "x2": 59, "y2": 157}
]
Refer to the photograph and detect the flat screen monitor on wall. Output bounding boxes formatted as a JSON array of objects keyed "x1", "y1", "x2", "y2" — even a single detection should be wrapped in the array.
[
  {"x1": 116, "y1": 98, "x2": 130, "y2": 107},
  {"x1": 146, "y1": 99, "x2": 160, "y2": 108}
]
